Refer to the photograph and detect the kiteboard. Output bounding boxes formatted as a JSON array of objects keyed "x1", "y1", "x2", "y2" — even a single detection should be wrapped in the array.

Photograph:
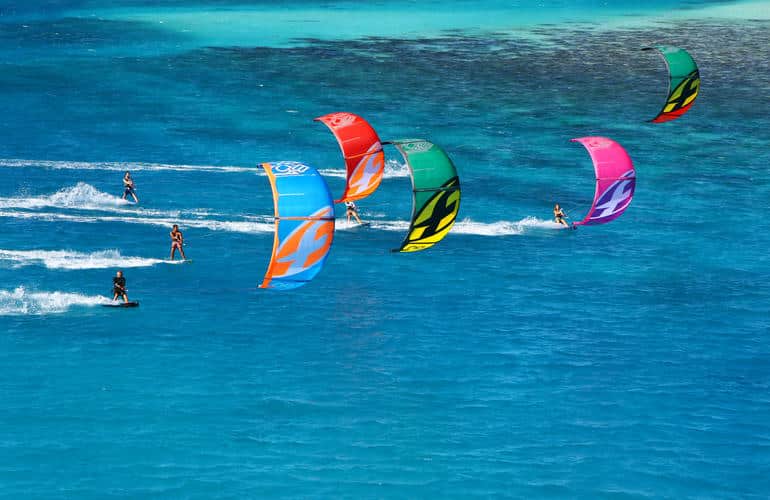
[{"x1": 102, "y1": 301, "x2": 139, "y2": 308}]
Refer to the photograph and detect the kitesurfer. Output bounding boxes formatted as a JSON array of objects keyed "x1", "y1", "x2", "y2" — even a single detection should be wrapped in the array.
[
  {"x1": 122, "y1": 171, "x2": 139, "y2": 203},
  {"x1": 169, "y1": 224, "x2": 186, "y2": 261},
  {"x1": 112, "y1": 270, "x2": 129, "y2": 303},
  {"x1": 554, "y1": 203, "x2": 568, "y2": 227},
  {"x1": 345, "y1": 201, "x2": 363, "y2": 225}
]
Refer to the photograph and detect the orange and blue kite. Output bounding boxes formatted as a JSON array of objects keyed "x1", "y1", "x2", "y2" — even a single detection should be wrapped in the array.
[{"x1": 260, "y1": 161, "x2": 335, "y2": 290}]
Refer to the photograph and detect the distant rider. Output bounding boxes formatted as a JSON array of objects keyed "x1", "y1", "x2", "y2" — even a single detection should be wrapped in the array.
[
  {"x1": 169, "y1": 224, "x2": 186, "y2": 261},
  {"x1": 345, "y1": 201, "x2": 363, "y2": 225},
  {"x1": 122, "y1": 171, "x2": 139, "y2": 203},
  {"x1": 554, "y1": 203, "x2": 568, "y2": 227},
  {"x1": 112, "y1": 270, "x2": 129, "y2": 303}
]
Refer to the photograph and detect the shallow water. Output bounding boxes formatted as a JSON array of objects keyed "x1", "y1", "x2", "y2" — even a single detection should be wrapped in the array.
[{"x1": 1, "y1": 1, "x2": 769, "y2": 497}]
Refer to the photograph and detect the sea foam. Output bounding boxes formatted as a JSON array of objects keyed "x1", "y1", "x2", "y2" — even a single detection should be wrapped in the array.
[
  {"x1": 0, "y1": 249, "x2": 183, "y2": 270},
  {"x1": 0, "y1": 286, "x2": 108, "y2": 316},
  {"x1": 0, "y1": 183, "x2": 131, "y2": 211},
  {"x1": 0, "y1": 157, "x2": 410, "y2": 178},
  {"x1": 0, "y1": 209, "x2": 274, "y2": 234},
  {"x1": 336, "y1": 217, "x2": 562, "y2": 235},
  {"x1": 0, "y1": 158, "x2": 254, "y2": 173}
]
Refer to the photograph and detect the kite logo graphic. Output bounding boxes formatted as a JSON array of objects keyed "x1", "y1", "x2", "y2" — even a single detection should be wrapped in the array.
[
  {"x1": 403, "y1": 177, "x2": 460, "y2": 250},
  {"x1": 586, "y1": 138, "x2": 615, "y2": 150},
  {"x1": 663, "y1": 70, "x2": 700, "y2": 114},
  {"x1": 402, "y1": 141, "x2": 434, "y2": 154},
  {"x1": 266, "y1": 207, "x2": 335, "y2": 284},
  {"x1": 347, "y1": 143, "x2": 385, "y2": 197},
  {"x1": 591, "y1": 170, "x2": 635, "y2": 221},
  {"x1": 651, "y1": 68, "x2": 700, "y2": 122},
  {"x1": 272, "y1": 162, "x2": 310, "y2": 176},
  {"x1": 325, "y1": 112, "x2": 357, "y2": 129}
]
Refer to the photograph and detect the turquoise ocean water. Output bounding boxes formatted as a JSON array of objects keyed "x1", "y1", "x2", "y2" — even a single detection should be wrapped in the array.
[{"x1": 1, "y1": 1, "x2": 769, "y2": 497}]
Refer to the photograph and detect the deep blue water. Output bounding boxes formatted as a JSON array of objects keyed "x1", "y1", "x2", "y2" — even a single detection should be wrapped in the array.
[{"x1": 1, "y1": 1, "x2": 769, "y2": 497}]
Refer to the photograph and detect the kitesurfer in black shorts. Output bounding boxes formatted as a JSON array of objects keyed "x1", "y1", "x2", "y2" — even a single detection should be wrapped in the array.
[
  {"x1": 112, "y1": 270, "x2": 129, "y2": 303},
  {"x1": 554, "y1": 203, "x2": 568, "y2": 227},
  {"x1": 345, "y1": 201, "x2": 363, "y2": 225},
  {"x1": 122, "y1": 171, "x2": 139, "y2": 203}
]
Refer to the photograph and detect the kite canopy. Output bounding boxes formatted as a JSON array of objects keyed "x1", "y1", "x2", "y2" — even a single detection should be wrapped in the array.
[
  {"x1": 570, "y1": 137, "x2": 636, "y2": 227},
  {"x1": 386, "y1": 139, "x2": 461, "y2": 252},
  {"x1": 643, "y1": 45, "x2": 700, "y2": 123},
  {"x1": 260, "y1": 161, "x2": 335, "y2": 290},
  {"x1": 314, "y1": 112, "x2": 385, "y2": 203}
]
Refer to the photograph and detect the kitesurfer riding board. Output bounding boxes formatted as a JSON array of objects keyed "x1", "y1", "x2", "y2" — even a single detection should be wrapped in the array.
[
  {"x1": 553, "y1": 203, "x2": 569, "y2": 227},
  {"x1": 111, "y1": 270, "x2": 130, "y2": 303},
  {"x1": 122, "y1": 171, "x2": 139, "y2": 203},
  {"x1": 169, "y1": 224, "x2": 187, "y2": 261},
  {"x1": 345, "y1": 201, "x2": 364, "y2": 225},
  {"x1": 107, "y1": 270, "x2": 139, "y2": 306}
]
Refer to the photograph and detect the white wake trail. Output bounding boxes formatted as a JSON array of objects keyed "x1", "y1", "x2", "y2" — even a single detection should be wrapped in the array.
[
  {"x1": 0, "y1": 249, "x2": 184, "y2": 270},
  {"x1": 0, "y1": 183, "x2": 232, "y2": 219},
  {"x1": 0, "y1": 286, "x2": 109, "y2": 316},
  {"x1": 0, "y1": 158, "x2": 410, "y2": 178},
  {"x1": 0, "y1": 209, "x2": 274, "y2": 234},
  {"x1": 0, "y1": 183, "x2": 193, "y2": 218},
  {"x1": 0, "y1": 182, "x2": 131, "y2": 210},
  {"x1": 335, "y1": 217, "x2": 562, "y2": 235},
  {"x1": 0, "y1": 158, "x2": 254, "y2": 173},
  {"x1": 0, "y1": 205, "x2": 561, "y2": 238},
  {"x1": 452, "y1": 217, "x2": 563, "y2": 235}
]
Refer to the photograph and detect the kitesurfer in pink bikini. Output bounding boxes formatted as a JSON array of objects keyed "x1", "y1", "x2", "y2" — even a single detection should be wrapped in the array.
[
  {"x1": 169, "y1": 224, "x2": 186, "y2": 261},
  {"x1": 554, "y1": 203, "x2": 569, "y2": 227}
]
